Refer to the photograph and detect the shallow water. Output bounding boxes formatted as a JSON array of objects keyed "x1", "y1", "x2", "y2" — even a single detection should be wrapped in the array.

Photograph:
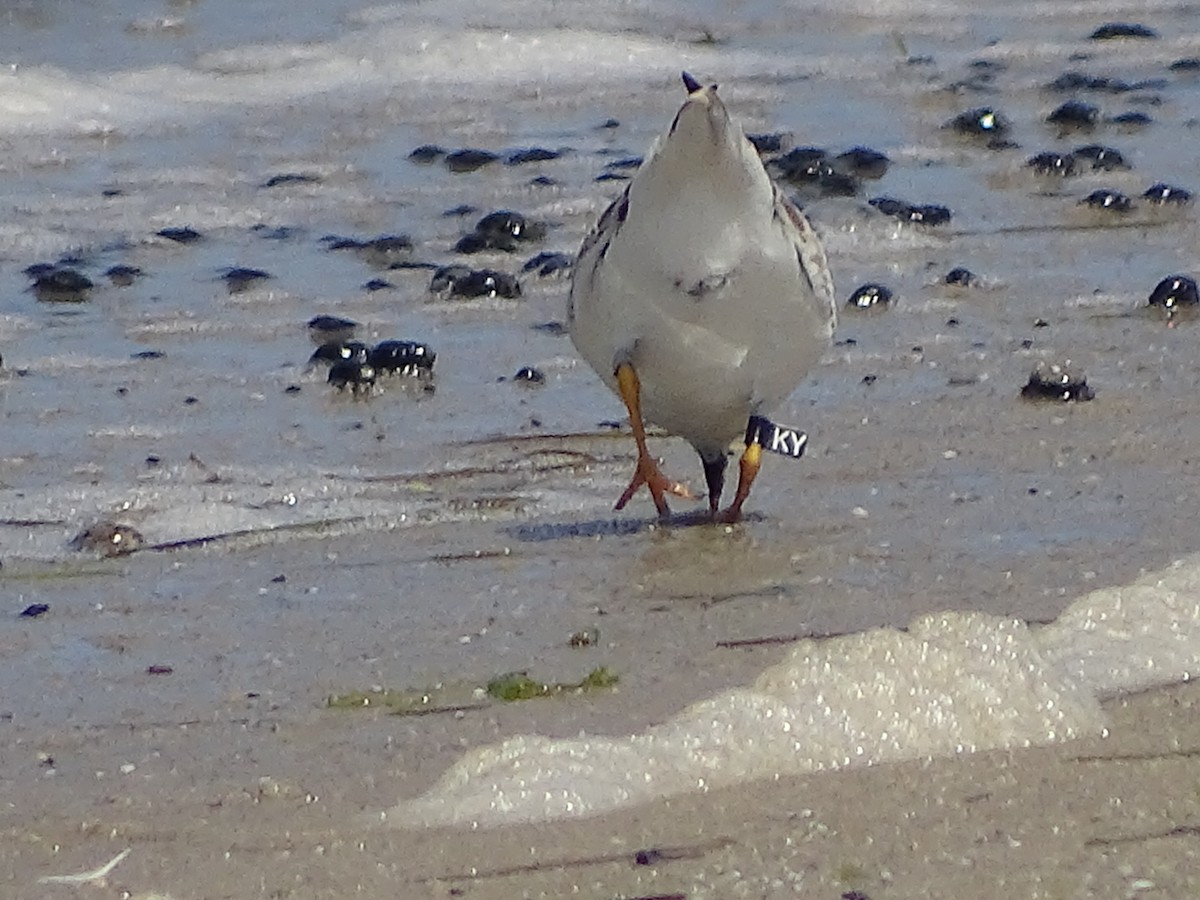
[{"x1": 3, "y1": 0, "x2": 1200, "y2": 843}]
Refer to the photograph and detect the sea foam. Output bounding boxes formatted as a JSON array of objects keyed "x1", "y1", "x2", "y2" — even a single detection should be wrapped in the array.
[{"x1": 386, "y1": 556, "x2": 1200, "y2": 828}]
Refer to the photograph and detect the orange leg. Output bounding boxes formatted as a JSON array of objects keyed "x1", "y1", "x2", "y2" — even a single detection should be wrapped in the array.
[
  {"x1": 613, "y1": 362, "x2": 694, "y2": 517},
  {"x1": 716, "y1": 439, "x2": 762, "y2": 523}
]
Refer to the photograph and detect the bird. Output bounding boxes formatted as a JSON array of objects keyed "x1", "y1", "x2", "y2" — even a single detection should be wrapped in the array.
[{"x1": 567, "y1": 71, "x2": 836, "y2": 522}]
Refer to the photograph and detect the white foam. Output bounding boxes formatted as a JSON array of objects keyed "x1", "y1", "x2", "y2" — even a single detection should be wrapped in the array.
[
  {"x1": 3, "y1": 0, "x2": 1193, "y2": 141},
  {"x1": 0, "y1": 19, "x2": 809, "y2": 140},
  {"x1": 1042, "y1": 559, "x2": 1200, "y2": 697},
  {"x1": 386, "y1": 557, "x2": 1200, "y2": 828}
]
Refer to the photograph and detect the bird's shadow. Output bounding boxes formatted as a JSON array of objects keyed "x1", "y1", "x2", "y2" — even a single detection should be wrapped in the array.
[{"x1": 506, "y1": 509, "x2": 764, "y2": 543}]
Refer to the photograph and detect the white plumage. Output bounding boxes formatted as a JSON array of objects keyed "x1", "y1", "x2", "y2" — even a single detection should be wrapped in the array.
[{"x1": 568, "y1": 73, "x2": 836, "y2": 521}]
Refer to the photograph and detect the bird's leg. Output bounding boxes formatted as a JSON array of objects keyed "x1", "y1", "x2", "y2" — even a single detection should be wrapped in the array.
[
  {"x1": 701, "y1": 453, "x2": 727, "y2": 517},
  {"x1": 613, "y1": 362, "x2": 694, "y2": 517},
  {"x1": 717, "y1": 439, "x2": 762, "y2": 524}
]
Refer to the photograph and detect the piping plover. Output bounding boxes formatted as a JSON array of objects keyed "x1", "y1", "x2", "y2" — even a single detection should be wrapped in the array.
[{"x1": 568, "y1": 72, "x2": 836, "y2": 521}]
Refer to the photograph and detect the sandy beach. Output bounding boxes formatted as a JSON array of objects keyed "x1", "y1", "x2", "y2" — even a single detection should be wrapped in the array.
[
  {"x1": 4, "y1": 0, "x2": 1200, "y2": 896},
  {"x1": 6, "y1": 598, "x2": 1200, "y2": 898}
]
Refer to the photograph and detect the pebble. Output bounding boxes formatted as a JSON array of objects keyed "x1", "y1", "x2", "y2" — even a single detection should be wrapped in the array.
[
  {"x1": 429, "y1": 264, "x2": 472, "y2": 293},
  {"x1": 444, "y1": 148, "x2": 500, "y2": 173},
  {"x1": 308, "y1": 315, "x2": 358, "y2": 344},
  {"x1": 795, "y1": 168, "x2": 858, "y2": 198},
  {"x1": 747, "y1": 132, "x2": 789, "y2": 154},
  {"x1": 328, "y1": 361, "x2": 376, "y2": 394},
  {"x1": 24, "y1": 262, "x2": 59, "y2": 279},
  {"x1": 309, "y1": 341, "x2": 369, "y2": 367},
  {"x1": 506, "y1": 147, "x2": 562, "y2": 165},
  {"x1": 771, "y1": 147, "x2": 860, "y2": 198},
  {"x1": 106, "y1": 264, "x2": 144, "y2": 286},
  {"x1": 408, "y1": 144, "x2": 447, "y2": 163},
  {"x1": 1089, "y1": 22, "x2": 1157, "y2": 40},
  {"x1": 251, "y1": 224, "x2": 301, "y2": 241},
  {"x1": 945, "y1": 106, "x2": 1012, "y2": 140},
  {"x1": 602, "y1": 155, "x2": 642, "y2": 173},
  {"x1": 869, "y1": 197, "x2": 952, "y2": 225},
  {"x1": 1047, "y1": 100, "x2": 1100, "y2": 130},
  {"x1": 454, "y1": 210, "x2": 547, "y2": 253},
  {"x1": 512, "y1": 366, "x2": 545, "y2": 385},
  {"x1": 430, "y1": 265, "x2": 521, "y2": 299},
  {"x1": 1027, "y1": 151, "x2": 1077, "y2": 176},
  {"x1": 846, "y1": 283, "x2": 894, "y2": 310},
  {"x1": 30, "y1": 268, "x2": 93, "y2": 303},
  {"x1": 70, "y1": 521, "x2": 145, "y2": 556},
  {"x1": 261, "y1": 172, "x2": 321, "y2": 188},
  {"x1": 220, "y1": 266, "x2": 271, "y2": 293},
  {"x1": 157, "y1": 226, "x2": 203, "y2": 244},
  {"x1": 368, "y1": 340, "x2": 436, "y2": 376},
  {"x1": 1073, "y1": 144, "x2": 1130, "y2": 171},
  {"x1": 1147, "y1": 275, "x2": 1198, "y2": 312},
  {"x1": 326, "y1": 233, "x2": 413, "y2": 267},
  {"x1": 944, "y1": 267, "x2": 977, "y2": 287},
  {"x1": 773, "y1": 147, "x2": 827, "y2": 172},
  {"x1": 1048, "y1": 72, "x2": 1133, "y2": 93},
  {"x1": 1108, "y1": 111, "x2": 1152, "y2": 129},
  {"x1": 1080, "y1": 189, "x2": 1133, "y2": 212},
  {"x1": 385, "y1": 260, "x2": 439, "y2": 272},
  {"x1": 1020, "y1": 362, "x2": 1095, "y2": 402},
  {"x1": 568, "y1": 627, "x2": 599, "y2": 648},
  {"x1": 834, "y1": 146, "x2": 890, "y2": 180},
  {"x1": 522, "y1": 251, "x2": 573, "y2": 277},
  {"x1": 1142, "y1": 183, "x2": 1192, "y2": 205}
]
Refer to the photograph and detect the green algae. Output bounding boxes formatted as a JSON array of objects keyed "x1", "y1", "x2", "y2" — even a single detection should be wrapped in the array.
[
  {"x1": 486, "y1": 666, "x2": 619, "y2": 701},
  {"x1": 327, "y1": 667, "x2": 619, "y2": 713},
  {"x1": 326, "y1": 681, "x2": 483, "y2": 715}
]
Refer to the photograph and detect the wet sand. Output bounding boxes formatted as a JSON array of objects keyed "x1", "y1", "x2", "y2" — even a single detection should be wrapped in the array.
[
  {"x1": 5, "y1": 0, "x2": 1200, "y2": 896},
  {"x1": 5, "y1": 505, "x2": 1200, "y2": 898},
  {"x1": 5, "y1": 615, "x2": 1200, "y2": 899}
]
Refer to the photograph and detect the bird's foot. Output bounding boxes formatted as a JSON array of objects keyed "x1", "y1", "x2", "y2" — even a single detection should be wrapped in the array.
[
  {"x1": 711, "y1": 439, "x2": 763, "y2": 524},
  {"x1": 615, "y1": 453, "x2": 695, "y2": 519}
]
